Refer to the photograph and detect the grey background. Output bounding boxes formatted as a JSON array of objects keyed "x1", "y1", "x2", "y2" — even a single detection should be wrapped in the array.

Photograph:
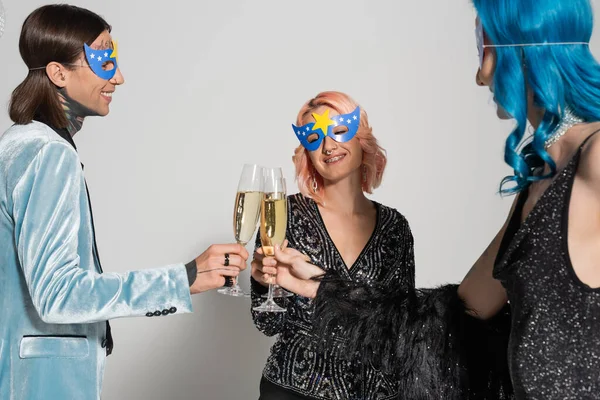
[{"x1": 1, "y1": 0, "x2": 598, "y2": 399}]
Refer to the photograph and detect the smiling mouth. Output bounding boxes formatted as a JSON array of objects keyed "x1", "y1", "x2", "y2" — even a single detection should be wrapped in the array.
[
  {"x1": 101, "y1": 91, "x2": 113, "y2": 97},
  {"x1": 324, "y1": 154, "x2": 346, "y2": 164}
]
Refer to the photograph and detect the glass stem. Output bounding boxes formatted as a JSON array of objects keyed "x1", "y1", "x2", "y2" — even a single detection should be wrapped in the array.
[
  {"x1": 232, "y1": 240, "x2": 244, "y2": 289},
  {"x1": 267, "y1": 281, "x2": 274, "y2": 300}
]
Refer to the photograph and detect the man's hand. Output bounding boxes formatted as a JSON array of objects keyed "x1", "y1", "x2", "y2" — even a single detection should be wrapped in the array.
[{"x1": 190, "y1": 243, "x2": 249, "y2": 294}]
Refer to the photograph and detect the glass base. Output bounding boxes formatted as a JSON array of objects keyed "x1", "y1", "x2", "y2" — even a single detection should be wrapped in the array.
[
  {"x1": 262, "y1": 286, "x2": 293, "y2": 298},
  {"x1": 253, "y1": 298, "x2": 287, "y2": 313},
  {"x1": 218, "y1": 286, "x2": 249, "y2": 297}
]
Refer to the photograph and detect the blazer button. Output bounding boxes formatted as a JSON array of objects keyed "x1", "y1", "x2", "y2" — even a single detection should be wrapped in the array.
[
  {"x1": 153, "y1": 311, "x2": 161, "y2": 317},
  {"x1": 161, "y1": 309, "x2": 170, "y2": 316},
  {"x1": 146, "y1": 312, "x2": 154, "y2": 317},
  {"x1": 101, "y1": 339, "x2": 107, "y2": 348},
  {"x1": 169, "y1": 307, "x2": 177, "y2": 314}
]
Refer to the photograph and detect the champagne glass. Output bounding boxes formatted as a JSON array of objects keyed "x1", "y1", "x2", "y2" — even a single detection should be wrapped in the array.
[
  {"x1": 218, "y1": 164, "x2": 262, "y2": 297},
  {"x1": 262, "y1": 175, "x2": 293, "y2": 299},
  {"x1": 253, "y1": 167, "x2": 288, "y2": 312}
]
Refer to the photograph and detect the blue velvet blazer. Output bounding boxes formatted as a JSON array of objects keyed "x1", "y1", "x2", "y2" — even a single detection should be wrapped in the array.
[{"x1": 0, "y1": 121, "x2": 193, "y2": 399}]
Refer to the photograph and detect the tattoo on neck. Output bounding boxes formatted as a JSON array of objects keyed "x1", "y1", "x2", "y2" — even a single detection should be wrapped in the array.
[{"x1": 58, "y1": 88, "x2": 98, "y2": 136}]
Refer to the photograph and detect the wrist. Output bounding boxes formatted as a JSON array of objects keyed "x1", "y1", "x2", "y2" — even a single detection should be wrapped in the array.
[
  {"x1": 185, "y1": 259, "x2": 198, "y2": 287},
  {"x1": 304, "y1": 280, "x2": 320, "y2": 299}
]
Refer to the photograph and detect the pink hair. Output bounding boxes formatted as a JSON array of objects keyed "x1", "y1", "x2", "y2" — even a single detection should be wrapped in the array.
[{"x1": 292, "y1": 91, "x2": 387, "y2": 205}]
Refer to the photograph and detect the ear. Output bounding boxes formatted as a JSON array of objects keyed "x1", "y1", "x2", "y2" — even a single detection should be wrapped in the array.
[{"x1": 45, "y1": 62, "x2": 69, "y2": 88}]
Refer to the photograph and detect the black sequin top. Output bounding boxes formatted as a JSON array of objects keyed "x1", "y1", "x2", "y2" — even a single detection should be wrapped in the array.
[
  {"x1": 251, "y1": 193, "x2": 415, "y2": 400},
  {"x1": 494, "y1": 135, "x2": 600, "y2": 400}
]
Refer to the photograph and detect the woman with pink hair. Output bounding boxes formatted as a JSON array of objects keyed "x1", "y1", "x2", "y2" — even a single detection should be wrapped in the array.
[
  {"x1": 250, "y1": 91, "x2": 416, "y2": 400},
  {"x1": 250, "y1": 92, "x2": 513, "y2": 400}
]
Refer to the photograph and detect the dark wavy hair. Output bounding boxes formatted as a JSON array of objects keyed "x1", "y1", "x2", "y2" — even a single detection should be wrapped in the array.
[{"x1": 9, "y1": 4, "x2": 111, "y2": 128}]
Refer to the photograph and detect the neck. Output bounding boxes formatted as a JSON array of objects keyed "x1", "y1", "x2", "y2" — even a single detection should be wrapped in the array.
[
  {"x1": 319, "y1": 169, "x2": 371, "y2": 215},
  {"x1": 58, "y1": 88, "x2": 96, "y2": 136},
  {"x1": 527, "y1": 103, "x2": 595, "y2": 169},
  {"x1": 527, "y1": 103, "x2": 545, "y2": 130}
]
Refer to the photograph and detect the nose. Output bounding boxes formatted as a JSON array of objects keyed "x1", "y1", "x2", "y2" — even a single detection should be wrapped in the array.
[
  {"x1": 110, "y1": 67, "x2": 125, "y2": 85},
  {"x1": 475, "y1": 69, "x2": 485, "y2": 86},
  {"x1": 322, "y1": 136, "x2": 337, "y2": 154}
]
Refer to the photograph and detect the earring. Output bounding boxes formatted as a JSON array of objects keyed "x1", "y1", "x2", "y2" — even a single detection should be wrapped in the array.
[
  {"x1": 362, "y1": 166, "x2": 367, "y2": 183},
  {"x1": 312, "y1": 174, "x2": 318, "y2": 193}
]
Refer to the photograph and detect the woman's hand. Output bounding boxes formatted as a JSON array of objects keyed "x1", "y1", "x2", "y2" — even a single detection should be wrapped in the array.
[
  {"x1": 251, "y1": 240, "x2": 324, "y2": 298},
  {"x1": 251, "y1": 246, "x2": 274, "y2": 287},
  {"x1": 273, "y1": 243, "x2": 323, "y2": 279}
]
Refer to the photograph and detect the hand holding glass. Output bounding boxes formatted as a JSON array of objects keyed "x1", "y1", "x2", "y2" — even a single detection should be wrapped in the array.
[
  {"x1": 253, "y1": 168, "x2": 288, "y2": 312},
  {"x1": 218, "y1": 164, "x2": 262, "y2": 297}
]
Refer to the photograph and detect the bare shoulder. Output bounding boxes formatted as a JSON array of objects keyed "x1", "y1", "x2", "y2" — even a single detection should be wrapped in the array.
[{"x1": 578, "y1": 128, "x2": 600, "y2": 189}]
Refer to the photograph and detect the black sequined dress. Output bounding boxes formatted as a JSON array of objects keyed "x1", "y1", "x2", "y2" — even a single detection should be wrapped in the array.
[
  {"x1": 251, "y1": 193, "x2": 415, "y2": 400},
  {"x1": 494, "y1": 132, "x2": 600, "y2": 400}
]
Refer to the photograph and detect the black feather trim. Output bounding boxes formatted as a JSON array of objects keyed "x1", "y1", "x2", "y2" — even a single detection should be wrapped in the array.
[{"x1": 312, "y1": 272, "x2": 513, "y2": 399}]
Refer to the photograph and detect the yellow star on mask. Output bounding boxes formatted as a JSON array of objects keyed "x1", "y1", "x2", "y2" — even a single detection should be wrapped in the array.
[
  {"x1": 311, "y1": 109, "x2": 336, "y2": 136},
  {"x1": 109, "y1": 40, "x2": 119, "y2": 61}
]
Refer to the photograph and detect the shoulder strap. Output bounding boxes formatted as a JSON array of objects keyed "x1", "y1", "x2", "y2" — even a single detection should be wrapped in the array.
[{"x1": 579, "y1": 127, "x2": 600, "y2": 148}]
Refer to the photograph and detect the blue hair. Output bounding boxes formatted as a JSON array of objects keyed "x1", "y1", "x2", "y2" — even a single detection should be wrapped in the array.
[{"x1": 473, "y1": 0, "x2": 600, "y2": 194}]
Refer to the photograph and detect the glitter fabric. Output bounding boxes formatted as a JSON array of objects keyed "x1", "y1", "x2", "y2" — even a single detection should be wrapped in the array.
[
  {"x1": 250, "y1": 193, "x2": 415, "y2": 400},
  {"x1": 494, "y1": 132, "x2": 600, "y2": 400}
]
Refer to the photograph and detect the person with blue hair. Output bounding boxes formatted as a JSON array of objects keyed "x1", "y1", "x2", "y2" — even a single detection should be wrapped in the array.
[
  {"x1": 459, "y1": 0, "x2": 600, "y2": 398},
  {"x1": 270, "y1": 0, "x2": 600, "y2": 398}
]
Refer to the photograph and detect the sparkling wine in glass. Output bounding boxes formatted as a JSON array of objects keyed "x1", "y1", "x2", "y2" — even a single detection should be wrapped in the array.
[
  {"x1": 253, "y1": 168, "x2": 288, "y2": 312},
  {"x1": 262, "y1": 175, "x2": 292, "y2": 299},
  {"x1": 218, "y1": 164, "x2": 262, "y2": 297}
]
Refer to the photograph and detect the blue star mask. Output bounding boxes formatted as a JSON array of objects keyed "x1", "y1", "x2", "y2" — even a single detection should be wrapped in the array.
[
  {"x1": 84, "y1": 40, "x2": 118, "y2": 80},
  {"x1": 292, "y1": 106, "x2": 361, "y2": 152}
]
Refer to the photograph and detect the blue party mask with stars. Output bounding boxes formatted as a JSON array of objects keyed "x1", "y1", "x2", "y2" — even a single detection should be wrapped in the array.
[
  {"x1": 292, "y1": 106, "x2": 361, "y2": 152},
  {"x1": 84, "y1": 40, "x2": 118, "y2": 80}
]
